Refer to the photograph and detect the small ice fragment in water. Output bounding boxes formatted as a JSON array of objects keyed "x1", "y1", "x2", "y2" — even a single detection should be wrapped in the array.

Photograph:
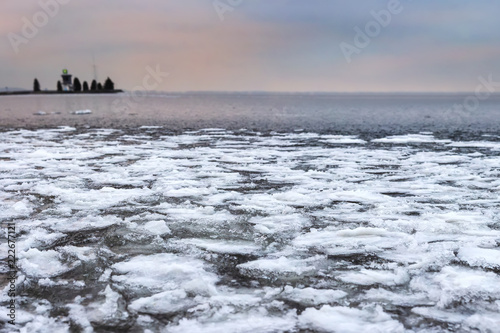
[
  {"x1": 72, "y1": 109, "x2": 92, "y2": 115},
  {"x1": 142, "y1": 220, "x2": 171, "y2": 235}
]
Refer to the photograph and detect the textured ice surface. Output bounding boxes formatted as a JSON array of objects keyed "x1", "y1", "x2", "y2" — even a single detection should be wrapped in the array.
[
  {"x1": 1, "y1": 128, "x2": 500, "y2": 332},
  {"x1": 299, "y1": 305, "x2": 406, "y2": 333}
]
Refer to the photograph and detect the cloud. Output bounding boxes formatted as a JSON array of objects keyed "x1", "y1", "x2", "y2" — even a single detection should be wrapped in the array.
[{"x1": 1, "y1": 0, "x2": 499, "y2": 91}]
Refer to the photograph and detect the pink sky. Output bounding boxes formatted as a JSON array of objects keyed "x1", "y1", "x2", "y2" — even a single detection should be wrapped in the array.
[{"x1": 1, "y1": 0, "x2": 500, "y2": 92}]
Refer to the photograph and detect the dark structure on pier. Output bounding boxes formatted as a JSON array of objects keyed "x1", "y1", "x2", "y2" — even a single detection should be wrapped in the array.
[{"x1": 61, "y1": 69, "x2": 73, "y2": 91}]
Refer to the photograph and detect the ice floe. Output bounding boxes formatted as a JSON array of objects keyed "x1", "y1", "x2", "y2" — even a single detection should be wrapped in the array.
[
  {"x1": 299, "y1": 305, "x2": 405, "y2": 333},
  {"x1": 1, "y1": 128, "x2": 500, "y2": 332},
  {"x1": 72, "y1": 109, "x2": 92, "y2": 115}
]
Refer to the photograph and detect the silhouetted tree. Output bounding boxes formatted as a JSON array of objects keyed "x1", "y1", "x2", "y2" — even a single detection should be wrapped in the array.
[
  {"x1": 73, "y1": 78, "x2": 82, "y2": 92},
  {"x1": 90, "y1": 80, "x2": 97, "y2": 91},
  {"x1": 33, "y1": 78, "x2": 41, "y2": 92},
  {"x1": 57, "y1": 81, "x2": 63, "y2": 92},
  {"x1": 83, "y1": 81, "x2": 89, "y2": 92},
  {"x1": 97, "y1": 83, "x2": 103, "y2": 91},
  {"x1": 104, "y1": 77, "x2": 115, "y2": 91}
]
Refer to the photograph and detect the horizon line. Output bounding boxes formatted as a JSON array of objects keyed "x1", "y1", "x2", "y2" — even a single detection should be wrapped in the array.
[{"x1": 3, "y1": 88, "x2": 500, "y2": 95}]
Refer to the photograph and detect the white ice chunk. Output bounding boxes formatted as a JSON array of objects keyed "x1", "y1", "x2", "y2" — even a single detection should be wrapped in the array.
[
  {"x1": 463, "y1": 311, "x2": 500, "y2": 332},
  {"x1": 19, "y1": 249, "x2": 80, "y2": 278},
  {"x1": 238, "y1": 256, "x2": 320, "y2": 276},
  {"x1": 414, "y1": 266, "x2": 500, "y2": 307},
  {"x1": 128, "y1": 290, "x2": 193, "y2": 315},
  {"x1": 293, "y1": 227, "x2": 408, "y2": 254},
  {"x1": 179, "y1": 238, "x2": 260, "y2": 255},
  {"x1": 337, "y1": 268, "x2": 409, "y2": 286},
  {"x1": 372, "y1": 134, "x2": 451, "y2": 144},
  {"x1": 448, "y1": 141, "x2": 500, "y2": 150},
  {"x1": 59, "y1": 246, "x2": 97, "y2": 262},
  {"x1": 112, "y1": 253, "x2": 218, "y2": 296},
  {"x1": 16, "y1": 228, "x2": 65, "y2": 252},
  {"x1": 18, "y1": 314, "x2": 70, "y2": 333},
  {"x1": 250, "y1": 214, "x2": 309, "y2": 235},
  {"x1": 299, "y1": 305, "x2": 405, "y2": 333},
  {"x1": 72, "y1": 109, "x2": 92, "y2": 115},
  {"x1": 141, "y1": 220, "x2": 171, "y2": 235},
  {"x1": 0, "y1": 199, "x2": 33, "y2": 219},
  {"x1": 411, "y1": 306, "x2": 467, "y2": 324},
  {"x1": 457, "y1": 247, "x2": 500, "y2": 269},
  {"x1": 320, "y1": 135, "x2": 367, "y2": 144},
  {"x1": 167, "y1": 310, "x2": 297, "y2": 333},
  {"x1": 281, "y1": 286, "x2": 347, "y2": 306},
  {"x1": 46, "y1": 215, "x2": 122, "y2": 232},
  {"x1": 86, "y1": 285, "x2": 130, "y2": 326}
]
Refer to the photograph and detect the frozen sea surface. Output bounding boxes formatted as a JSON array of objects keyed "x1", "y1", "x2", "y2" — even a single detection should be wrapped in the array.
[{"x1": 1, "y1": 127, "x2": 500, "y2": 332}]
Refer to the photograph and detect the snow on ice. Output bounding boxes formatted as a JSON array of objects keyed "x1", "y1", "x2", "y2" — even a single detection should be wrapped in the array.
[{"x1": 0, "y1": 129, "x2": 499, "y2": 332}]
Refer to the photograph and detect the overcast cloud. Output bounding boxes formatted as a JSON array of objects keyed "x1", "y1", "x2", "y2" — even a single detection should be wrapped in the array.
[{"x1": 1, "y1": 0, "x2": 499, "y2": 91}]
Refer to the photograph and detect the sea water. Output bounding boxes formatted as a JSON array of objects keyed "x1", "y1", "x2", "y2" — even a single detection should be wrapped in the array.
[{"x1": 0, "y1": 94, "x2": 499, "y2": 332}]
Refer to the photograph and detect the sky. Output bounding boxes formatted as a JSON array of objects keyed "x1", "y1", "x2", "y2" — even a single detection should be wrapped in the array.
[{"x1": 1, "y1": 0, "x2": 500, "y2": 92}]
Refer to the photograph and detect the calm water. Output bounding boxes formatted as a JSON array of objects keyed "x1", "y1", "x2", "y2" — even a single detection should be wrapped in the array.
[{"x1": 1, "y1": 92, "x2": 500, "y2": 136}]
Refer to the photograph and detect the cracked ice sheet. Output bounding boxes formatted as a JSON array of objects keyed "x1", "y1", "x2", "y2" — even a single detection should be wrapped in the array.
[{"x1": 1, "y1": 129, "x2": 500, "y2": 332}]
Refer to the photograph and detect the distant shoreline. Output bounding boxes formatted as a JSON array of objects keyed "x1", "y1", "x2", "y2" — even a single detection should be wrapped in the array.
[{"x1": 0, "y1": 90, "x2": 123, "y2": 96}]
